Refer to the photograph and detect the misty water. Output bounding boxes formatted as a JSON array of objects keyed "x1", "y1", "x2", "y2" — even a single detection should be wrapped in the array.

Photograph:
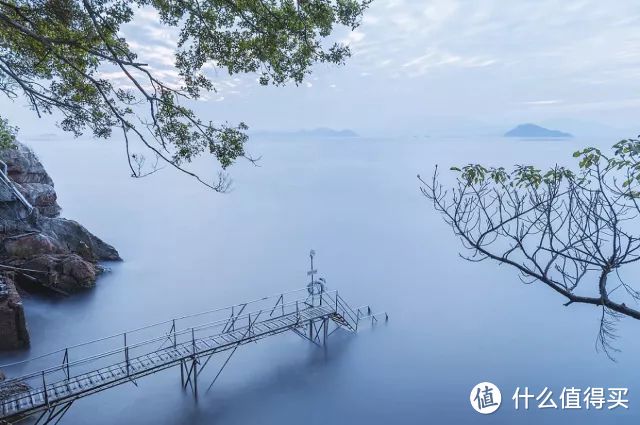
[{"x1": 2, "y1": 135, "x2": 640, "y2": 424}]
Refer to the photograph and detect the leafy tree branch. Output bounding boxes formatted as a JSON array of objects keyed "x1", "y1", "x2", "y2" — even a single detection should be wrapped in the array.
[
  {"x1": 422, "y1": 139, "x2": 640, "y2": 359},
  {"x1": 0, "y1": 0, "x2": 370, "y2": 190}
]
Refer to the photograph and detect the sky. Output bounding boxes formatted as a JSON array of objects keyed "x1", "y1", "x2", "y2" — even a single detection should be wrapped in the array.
[{"x1": 3, "y1": 0, "x2": 640, "y2": 138}]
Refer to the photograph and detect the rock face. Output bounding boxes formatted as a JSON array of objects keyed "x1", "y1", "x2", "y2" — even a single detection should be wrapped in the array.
[
  {"x1": 1, "y1": 142, "x2": 61, "y2": 217},
  {"x1": 0, "y1": 274, "x2": 29, "y2": 350},
  {"x1": 0, "y1": 141, "x2": 120, "y2": 296}
]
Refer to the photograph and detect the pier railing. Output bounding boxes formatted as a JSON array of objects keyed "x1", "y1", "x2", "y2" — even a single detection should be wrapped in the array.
[{"x1": 0, "y1": 287, "x2": 386, "y2": 407}]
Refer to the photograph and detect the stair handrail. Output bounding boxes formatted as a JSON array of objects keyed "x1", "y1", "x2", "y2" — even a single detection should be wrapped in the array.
[
  {"x1": 326, "y1": 292, "x2": 359, "y2": 329},
  {"x1": 0, "y1": 159, "x2": 33, "y2": 213}
]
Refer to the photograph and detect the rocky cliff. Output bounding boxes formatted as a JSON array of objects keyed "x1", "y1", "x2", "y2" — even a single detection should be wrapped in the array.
[
  {"x1": 0, "y1": 141, "x2": 120, "y2": 349},
  {"x1": 0, "y1": 274, "x2": 29, "y2": 350}
]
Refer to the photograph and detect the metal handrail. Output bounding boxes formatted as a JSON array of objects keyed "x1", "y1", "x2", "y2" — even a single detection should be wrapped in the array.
[
  {"x1": 0, "y1": 300, "x2": 333, "y2": 405},
  {"x1": 0, "y1": 291, "x2": 337, "y2": 385},
  {"x1": 0, "y1": 287, "x2": 322, "y2": 370},
  {"x1": 0, "y1": 287, "x2": 387, "y2": 416},
  {"x1": 0, "y1": 159, "x2": 33, "y2": 213}
]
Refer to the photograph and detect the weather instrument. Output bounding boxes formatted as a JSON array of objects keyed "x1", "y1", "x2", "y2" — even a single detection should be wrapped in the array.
[{"x1": 307, "y1": 250, "x2": 325, "y2": 296}]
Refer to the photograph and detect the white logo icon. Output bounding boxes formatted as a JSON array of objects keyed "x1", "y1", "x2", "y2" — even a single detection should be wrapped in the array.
[{"x1": 470, "y1": 382, "x2": 502, "y2": 414}]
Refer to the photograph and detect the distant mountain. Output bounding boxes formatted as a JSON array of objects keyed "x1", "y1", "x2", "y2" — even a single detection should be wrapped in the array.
[
  {"x1": 297, "y1": 128, "x2": 358, "y2": 138},
  {"x1": 252, "y1": 127, "x2": 358, "y2": 138},
  {"x1": 504, "y1": 123, "x2": 572, "y2": 138}
]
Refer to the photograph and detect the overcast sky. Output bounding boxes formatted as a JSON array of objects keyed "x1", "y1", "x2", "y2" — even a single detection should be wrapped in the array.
[{"x1": 4, "y1": 0, "x2": 640, "y2": 138}]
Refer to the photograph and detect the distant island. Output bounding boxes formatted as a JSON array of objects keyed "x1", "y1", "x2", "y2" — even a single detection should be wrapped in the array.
[
  {"x1": 504, "y1": 123, "x2": 572, "y2": 138},
  {"x1": 252, "y1": 127, "x2": 359, "y2": 138}
]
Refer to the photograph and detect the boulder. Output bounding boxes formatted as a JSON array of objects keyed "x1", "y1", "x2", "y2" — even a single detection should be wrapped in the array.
[
  {"x1": 16, "y1": 182, "x2": 60, "y2": 217},
  {"x1": 0, "y1": 275, "x2": 29, "y2": 350},
  {"x1": 8, "y1": 254, "x2": 100, "y2": 293},
  {"x1": 0, "y1": 142, "x2": 59, "y2": 217},
  {"x1": 38, "y1": 218, "x2": 121, "y2": 261},
  {"x1": 0, "y1": 142, "x2": 54, "y2": 185},
  {"x1": 2, "y1": 232, "x2": 63, "y2": 258}
]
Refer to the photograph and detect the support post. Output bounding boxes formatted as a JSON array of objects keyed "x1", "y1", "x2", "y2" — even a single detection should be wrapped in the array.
[
  {"x1": 191, "y1": 328, "x2": 198, "y2": 400},
  {"x1": 42, "y1": 370, "x2": 49, "y2": 407},
  {"x1": 62, "y1": 348, "x2": 70, "y2": 380},
  {"x1": 323, "y1": 318, "x2": 328, "y2": 347},
  {"x1": 193, "y1": 359, "x2": 198, "y2": 400},
  {"x1": 124, "y1": 333, "x2": 129, "y2": 376},
  {"x1": 172, "y1": 319, "x2": 177, "y2": 348}
]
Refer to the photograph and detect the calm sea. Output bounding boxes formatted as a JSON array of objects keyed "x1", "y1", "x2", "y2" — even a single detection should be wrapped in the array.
[{"x1": 1, "y1": 134, "x2": 638, "y2": 424}]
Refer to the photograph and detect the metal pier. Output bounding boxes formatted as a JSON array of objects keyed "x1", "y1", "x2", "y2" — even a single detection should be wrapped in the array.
[{"x1": 0, "y1": 285, "x2": 387, "y2": 424}]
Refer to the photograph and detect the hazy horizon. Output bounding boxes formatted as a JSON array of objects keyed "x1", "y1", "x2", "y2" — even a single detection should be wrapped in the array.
[{"x1": 3, "y1": 0, "x2": 640, "y2": 141}]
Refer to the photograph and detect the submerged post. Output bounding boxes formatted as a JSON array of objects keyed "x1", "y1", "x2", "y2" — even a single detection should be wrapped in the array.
[{"x1": 191, "y1": 328, "x2": 198, "y2": 399}]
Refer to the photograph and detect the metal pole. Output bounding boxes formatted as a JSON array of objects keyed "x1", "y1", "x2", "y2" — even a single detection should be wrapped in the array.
[
  {"x1": 191, "y1": 328, "x2": 198, "y2": 400},
  {"x1": 124, "y1": 333, "x2": 129, "y2": 376},
  {"x1": 323, "y1": 318, "x2": 328, "y2": 347},
  {"x1": 63, "y1": 348, "x2": 70, "y2": 380},
  {"x1": 193, "y1": 359, "x2": 198, "y2": 400},
  {"x1": 42, "y1": 370, "x2": 49, "y2": 407},
  {"x1": 172, "y1": 319, "x2": 177, "y2": 348}
]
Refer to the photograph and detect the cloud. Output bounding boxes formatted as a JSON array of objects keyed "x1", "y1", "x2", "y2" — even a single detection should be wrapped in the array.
[
  {"x1": 523, "y1": 100, "x2": 564, "y2": 106},
  {"x1": 107, "y1": 0, "x2": 640, "y2": 129}
]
